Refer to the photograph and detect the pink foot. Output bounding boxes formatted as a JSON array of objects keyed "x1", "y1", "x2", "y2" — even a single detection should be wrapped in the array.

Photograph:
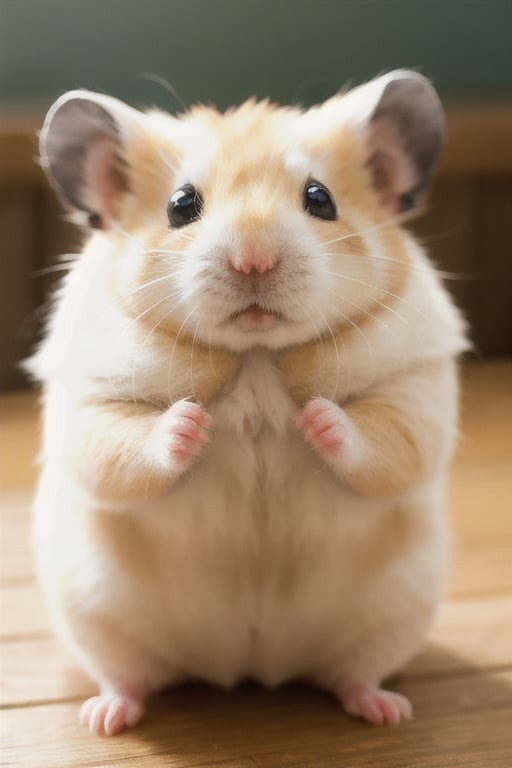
[
  {"x1": 296, "y1": 398, "x2": 346, "y2": 458},
  {"x1": 340, "y1": 683, "x2": 413, "y2": 726},
  {"x1": 79, "y1": 692, "x2": 145, "y2": 736},
  {"x1": 153, "y1": 399, "x2": 212, "y2": 475}
]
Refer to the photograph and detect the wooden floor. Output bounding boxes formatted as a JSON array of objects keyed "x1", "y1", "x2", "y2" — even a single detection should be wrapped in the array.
[{"x1": 1, "y1": 360, "x2": 511, "y2": 767}]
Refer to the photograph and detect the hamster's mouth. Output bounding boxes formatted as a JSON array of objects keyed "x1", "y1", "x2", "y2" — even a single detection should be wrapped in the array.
[{"x1": 230, "y1": 304, "x2": 284, "y2": 331}]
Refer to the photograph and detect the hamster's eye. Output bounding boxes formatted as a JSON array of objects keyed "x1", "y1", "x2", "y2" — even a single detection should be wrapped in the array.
[
  {"x1": 303, "y1": 181, "x2": 337, "y2": 221},
  {"x1": 167, "y1": 184, "x2": 203, "y2": 228}
]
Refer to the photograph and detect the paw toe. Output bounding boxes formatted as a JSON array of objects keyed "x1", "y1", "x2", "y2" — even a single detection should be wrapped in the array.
[
  {"x1": 341, "y1": 684, "x2": 413, "y2": 726},
  {"x1": 80, "y1": 694, "x2": 144, "y2": 737}
]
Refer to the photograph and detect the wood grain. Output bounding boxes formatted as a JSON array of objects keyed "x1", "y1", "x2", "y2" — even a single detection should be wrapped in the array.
[
  {"x1": 0, "y1": 361, "x2": 511, "y2": 767},
  {"x1": 2, "y1": 675, "x2": 512, "y2": 768}
]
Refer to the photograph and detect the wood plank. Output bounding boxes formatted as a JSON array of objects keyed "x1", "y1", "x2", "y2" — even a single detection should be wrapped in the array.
[
  {"x1": 0, "y1": 580, "x2": 50, "y2": 638},
  {"x1": 450, "y1": 469, "x2": 512, "y2": 541},
  {"x1": 406, "y1": 595, "x2": 512, "y2": 676},
  {"x1": 0, "y1": 492, "x2": 33, "y2": 583},
  {"x1": 449, "y1": 540, "x2": 512, "y2": 598},
  {"x1": 0, "y1": 637, "x2": 94, "y2": 707},
  {"x1": 1, "y1": 673, "x2": 512, "y2": 768}
]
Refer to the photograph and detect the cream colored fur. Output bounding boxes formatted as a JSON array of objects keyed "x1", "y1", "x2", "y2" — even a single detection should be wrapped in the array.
[{"x1": 30, "y1": 72, "x2": 468, "y2": 727}]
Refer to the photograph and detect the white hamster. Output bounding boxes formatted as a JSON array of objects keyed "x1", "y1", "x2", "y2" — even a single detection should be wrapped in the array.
[{"x1": 29, "y1": 70, "x2": 467, "y2": 735}]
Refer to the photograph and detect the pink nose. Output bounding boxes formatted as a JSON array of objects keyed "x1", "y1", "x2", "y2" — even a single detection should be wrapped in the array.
[{"x1": 231, "y1": 246, "x2": 277, "y2": 275}]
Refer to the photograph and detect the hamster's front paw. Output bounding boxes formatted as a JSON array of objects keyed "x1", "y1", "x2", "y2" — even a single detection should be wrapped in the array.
[
  {"x1": 296, "y1": 397, "x2": 347, "y2": 459},
  {"x1": 152, "y1": 399, "x2": 213, "y2": 476}
]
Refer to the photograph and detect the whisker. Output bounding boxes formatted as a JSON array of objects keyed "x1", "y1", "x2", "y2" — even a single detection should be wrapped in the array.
[
  {"x1": 325, "y1": 269, "x2": 431, "y2": 331},
  {"x1": 122, "y1": 289, "x2": 185, "y2": 336},
  {"x1": 31, "y1": 263, "x2": 74, "y2": 278},
  {"x1": 111, "y1": 221, "x2": 195, "y2": 254},
  {"x1": 139, "y1": 72, "x2": 188, "y2": 113},
  {"x1": 324, "y1": 301, "x2": 376, "y2": 387},
  {"x1": 120, "y1": 271, "x2": 185, "y2": 302},
  {"x1": 128, "y1": 293, "x2": 192, "y2": 403},
  {"x1": 325, "y1": 287, "x2": 408, "y2": 360},
  {"x1": 207, "y1": 321, "x2": 218, "y2": 379},
  {"x1": 365, "y1": 251, "x2": 472, "y2": 281},
  {"x1": 189, "y1": 309, "x2": 206, "y2": 399},
  {"x1": 299, "y1": 302, "x2": 337, "y2": 397},
  {"x1": 31, "y1": 253, "x2": 80, "y2": 278},
  {"x1": 167, "y1": 304, "x2": 200, "y2": 403},
  {"x1": 309, "y1": 302, "x2": 342, "y2": 402},
  {"x1": 323, "y1": 246, "x2": 476, "y2": 282},
  {"x1": 320, "y1": 214, "x2": 405, "y2": 248}
]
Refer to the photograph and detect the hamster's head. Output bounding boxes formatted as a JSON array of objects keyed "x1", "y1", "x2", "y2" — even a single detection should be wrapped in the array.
[{"x1": 40, "y1": 71, "x2": 444, "y2": 352}]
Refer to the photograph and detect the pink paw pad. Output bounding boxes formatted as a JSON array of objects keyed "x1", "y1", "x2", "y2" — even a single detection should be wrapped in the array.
[
  {"x1": 161, "y1": 399, "x2": 212, "y2": 473},
  {"x1": 79, "y1": 693, "x2": 144, "y2": 736},
  {"x1": 295, "y1": 398, "x2": 345, "y2": 456},
  {"x1": 341, "y1": 683, "x2": 413, "y2": 726}
]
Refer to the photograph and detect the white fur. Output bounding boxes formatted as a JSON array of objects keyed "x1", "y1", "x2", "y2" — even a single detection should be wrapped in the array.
[
  {"x1": 31, "y1": 77, "x2": 468, "y2": 715},
  {"x1": 32, "y1": 249, "x2": 465, "y2": 694}
]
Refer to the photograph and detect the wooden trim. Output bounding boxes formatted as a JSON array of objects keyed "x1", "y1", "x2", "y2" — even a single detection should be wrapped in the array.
[{"x1": 441, "y1": 104, "x2": 512, "y2": 175}]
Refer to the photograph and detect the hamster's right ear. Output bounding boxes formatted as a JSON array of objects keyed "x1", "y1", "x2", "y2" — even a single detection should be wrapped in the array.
[{"x1": 39, "y1": 91, "x2": 143, "y2": 229}]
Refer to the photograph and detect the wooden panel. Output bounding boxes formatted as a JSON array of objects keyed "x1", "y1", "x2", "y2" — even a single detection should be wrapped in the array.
[
  {"x1": 0, "y1": 122, "x2": 42, "y2": 185},
  {"x1": 455, "y1": 360, "x2": 512, "y2": 465},
  {"x1": 440, "y1": 105, "x2": 512, "y2": 175},
  {"x1": 0, "y1": 188, "x2": 41, "y2": 389},
  {"x1": 39, "y1": 187, "x2": 81, "y2": 298},
  {"x1": 410, "y1": 177, "x2": 478, "y2": 325},
  {"x1": 471, "y1": 178, "x2": 512, "y2": 355},
  {"x1": 0, "y1": 392, "x2": 40, "y2": 487}
]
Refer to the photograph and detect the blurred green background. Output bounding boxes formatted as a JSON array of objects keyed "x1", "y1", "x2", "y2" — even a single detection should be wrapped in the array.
[{"x1": 1, "y1": 0, "x2": 511, "y2": 111}]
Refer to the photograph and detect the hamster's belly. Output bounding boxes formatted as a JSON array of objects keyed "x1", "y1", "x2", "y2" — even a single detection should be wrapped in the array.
[{"x1": 35, "y1": 426, "x2": 447, "y2": 688}]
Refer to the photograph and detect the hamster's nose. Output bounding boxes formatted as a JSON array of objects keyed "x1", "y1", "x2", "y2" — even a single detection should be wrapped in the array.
[{"x1": 231, "y1": 245, "x2": 277, "y2": 275}]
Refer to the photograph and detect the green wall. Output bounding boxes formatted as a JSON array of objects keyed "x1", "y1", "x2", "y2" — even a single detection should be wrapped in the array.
[{"x1": 1, "y1": 0, "x2": 511, "y2": 111}]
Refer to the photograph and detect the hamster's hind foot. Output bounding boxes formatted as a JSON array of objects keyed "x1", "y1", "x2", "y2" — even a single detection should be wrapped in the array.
[
  {"x1": 339, "y1": 682, "x2": 413, "y2": 726},
  {"x1": 79, "y1": 690, "x2": 145, "y2": 736}
]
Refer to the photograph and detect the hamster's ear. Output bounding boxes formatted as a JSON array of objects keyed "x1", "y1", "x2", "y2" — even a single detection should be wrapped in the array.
[
  {"x1": 40, "y1": 90, "x2": 143, "y2": 228},
  {"x1": 322, "y1": 70, "x2": 445, "y2": 212}
]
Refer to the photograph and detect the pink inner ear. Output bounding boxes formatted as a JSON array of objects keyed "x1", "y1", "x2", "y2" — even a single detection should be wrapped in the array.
[
  {"x1": 83, "y1": 135, "x2": 128, "y2": 222},
  {"x1": 366, "y1": 117, "x2": 414, "y2": 212}
]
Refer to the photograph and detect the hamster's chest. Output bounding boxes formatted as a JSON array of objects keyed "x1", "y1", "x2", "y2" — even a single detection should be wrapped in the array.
[
  {"x1": 150, "y1": 350, "x2": 320, "y2": 522},
  {"x1": 213, "y1": 350, "x2": 296, "y2": 438}
]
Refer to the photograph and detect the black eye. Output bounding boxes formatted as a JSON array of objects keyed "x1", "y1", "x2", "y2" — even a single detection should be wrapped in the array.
[
  {"x1": 303, "y1": 181, "x2": 337, "y2": 221},
  {"x1": 167, "y1": 184, "x2": 203, "y2": 228}
]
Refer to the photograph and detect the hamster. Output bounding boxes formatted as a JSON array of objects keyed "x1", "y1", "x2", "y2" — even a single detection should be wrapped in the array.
[{"x1": 29, "y1": 70, "x2": 468, "y2": 736}]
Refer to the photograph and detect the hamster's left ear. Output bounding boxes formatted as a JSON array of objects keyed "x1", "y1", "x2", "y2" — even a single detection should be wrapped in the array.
[
  {"x1": 320, "y1": 70, "x2": 445, "y2": 212},
  {"x1": 39, "y1": 90, "x2": 144, "y2": 228}
]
